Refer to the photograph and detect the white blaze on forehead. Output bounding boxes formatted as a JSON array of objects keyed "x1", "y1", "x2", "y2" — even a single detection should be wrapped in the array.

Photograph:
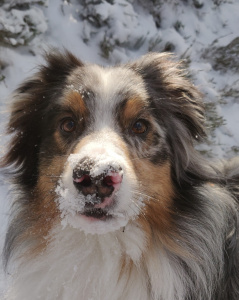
[
  {"x1": 84, "y1": 64, "x2": 148, "y2": 104},
  {"x1": 68, "y1": 64, "x2": 149, "y2": 131}
]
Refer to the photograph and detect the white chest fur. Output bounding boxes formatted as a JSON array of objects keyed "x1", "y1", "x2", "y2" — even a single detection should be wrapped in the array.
[{"x1": 6, "y1": 224, "x2": 153, "y2": 300}]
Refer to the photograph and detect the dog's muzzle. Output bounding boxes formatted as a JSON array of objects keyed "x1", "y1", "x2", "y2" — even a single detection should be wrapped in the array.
[{"x1": 72, "y1": 157, "x2": 123, "y2": 218}]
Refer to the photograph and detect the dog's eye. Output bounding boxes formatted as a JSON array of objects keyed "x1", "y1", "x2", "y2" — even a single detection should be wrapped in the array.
[
  {"x1": 60, "y1": 118, "x2": 76, "y2": 133},
  {"x1": 131, "y1": 120, "x2": 148, "y2": 134}
]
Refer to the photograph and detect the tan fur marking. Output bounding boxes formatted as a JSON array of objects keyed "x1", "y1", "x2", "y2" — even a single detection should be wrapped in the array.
[
  {"x1": 135, "y1": 161, "x2": 192, "y2": 258},
  {"x1": 54, "y1": 91, "x2": 89, "y2": 152},
  {"x1": 136, "y1": 161, "x2": 174, "y2": 228},
  {"x1": 120, "y1": 97, "x2": 147, "y2": 129},
  {"x1": 21, "y1": 156, "x2": 66, "y2": 258},
  {"x1": 65, "y1": 91, "x2": 88, "y2": 116},
  {"x1": 133, "y1": 160, "x2": 185, "y2": 255}
]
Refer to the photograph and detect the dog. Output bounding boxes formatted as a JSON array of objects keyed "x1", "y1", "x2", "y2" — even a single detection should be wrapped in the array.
[{"x1": 1, "y1": 51, "x2": 239, "y2": 300}]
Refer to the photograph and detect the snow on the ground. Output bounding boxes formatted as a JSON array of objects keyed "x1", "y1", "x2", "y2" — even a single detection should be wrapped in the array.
[{"x1": 0, "y1": 0, "x2": 238, "y2": 294}]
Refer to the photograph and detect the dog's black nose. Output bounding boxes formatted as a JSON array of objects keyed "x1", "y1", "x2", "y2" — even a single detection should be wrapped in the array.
[{"x1": 72, "y1": 157, "x2": 123, "y2": 205}]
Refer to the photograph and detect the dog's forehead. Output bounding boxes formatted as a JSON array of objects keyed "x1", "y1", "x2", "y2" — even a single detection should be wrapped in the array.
[{"x1": 66, "y1": 64, "x2": 149, "y2": 107}]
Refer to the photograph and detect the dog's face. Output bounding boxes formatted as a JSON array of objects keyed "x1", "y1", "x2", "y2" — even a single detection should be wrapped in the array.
[
  {"x1": 37, "y1": 64, "x2": 174, "y2": 234},
  {"x1": 4, "y1": 51, "x2": 205, "y2": 236}
]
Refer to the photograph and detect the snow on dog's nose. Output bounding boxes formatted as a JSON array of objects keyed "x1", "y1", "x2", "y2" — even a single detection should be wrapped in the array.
[{"x1": 72, "y1": 156, "x2": 123, "y2": 207}]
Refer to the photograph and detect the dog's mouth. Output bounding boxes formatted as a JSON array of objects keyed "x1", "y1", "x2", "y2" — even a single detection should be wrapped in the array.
[
  {"x1": 78, "y1": 194, "x2": 115, "y2": 221},
  {"x1": 82, "y1": 207, "x2": 112, "y2": 220}
]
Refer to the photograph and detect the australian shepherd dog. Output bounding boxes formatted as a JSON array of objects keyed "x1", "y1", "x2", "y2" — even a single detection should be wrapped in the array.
[{"x1": 1, "y1": 51, "x2": 239, "y2": 300}]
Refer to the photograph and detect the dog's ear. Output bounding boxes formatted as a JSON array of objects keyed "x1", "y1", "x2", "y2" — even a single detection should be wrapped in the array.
[
  {"x1": 128, "y1": 53, "x2": 206, "y2": 182},
  {"x1": 1, "y1": 50, "x2": 83, "y2": 189}
]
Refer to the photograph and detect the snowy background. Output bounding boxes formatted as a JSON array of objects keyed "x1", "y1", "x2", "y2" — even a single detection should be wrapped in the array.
[{"x1": 0, "y1": 0, "x2": 239, "y2": 294}]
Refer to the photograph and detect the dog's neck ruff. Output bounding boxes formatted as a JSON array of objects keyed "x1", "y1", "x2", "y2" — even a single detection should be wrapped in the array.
[{"x1": 5, "y1": 223, "x2": 189, "y2": 300}]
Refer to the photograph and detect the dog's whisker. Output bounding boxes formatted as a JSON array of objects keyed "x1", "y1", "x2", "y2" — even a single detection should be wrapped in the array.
[
  {"x1": 130, "y1": 198, "x2": 149, "y2": 222},
  {"x1": 130, "y1": 155, "x2": 151, "y2": 161},
  {"x1": 132, "y1": 190, "x2": 164, "y2": 203},
  {"x1": 38, "y1": 153, "x2": 69, "y2": 158},
  {"x1": 44, "y1": 176, "x2": 62, "y2": 178},
  {"x1": 126, "y1": 201, "x2": 140, "y2": 220}
]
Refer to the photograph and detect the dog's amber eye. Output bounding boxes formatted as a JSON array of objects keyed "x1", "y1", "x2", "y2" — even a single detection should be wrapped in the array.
[
  {"x1": 60, "y1": 118, "x2": 76, "y2": 133},
  {"x1": 131, "y1": 120, "x2": 148, "y2": 134}
]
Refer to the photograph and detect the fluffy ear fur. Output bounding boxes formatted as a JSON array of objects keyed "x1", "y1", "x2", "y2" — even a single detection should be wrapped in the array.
[
  {"x1": 128, "y1": 53, "x2": 207, "y2": 183},
  {"x1": 1, "y1": 50, "x2": 83, "y2": 189}
]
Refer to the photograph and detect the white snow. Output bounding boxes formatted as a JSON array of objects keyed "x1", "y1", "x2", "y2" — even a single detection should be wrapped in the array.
[{"x1": 0, "y1": 0, "x2": 239, "y2": 295}]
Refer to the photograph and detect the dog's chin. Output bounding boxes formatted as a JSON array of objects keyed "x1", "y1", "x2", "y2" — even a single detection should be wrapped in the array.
[{"x1": 63, "y1": 210, "x2": 129, "y2": 235}]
